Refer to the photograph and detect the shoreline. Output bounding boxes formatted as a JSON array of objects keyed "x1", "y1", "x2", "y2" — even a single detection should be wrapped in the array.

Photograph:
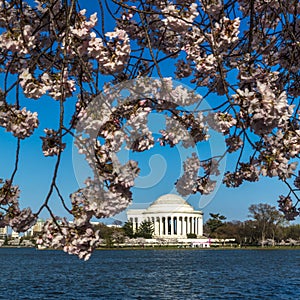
[
  {"x1": 2, "y1": 245, "x2": 300, "y2": 251},
  {"x1": 94, "y1": 245, "x2": 300, "y2": 251}
]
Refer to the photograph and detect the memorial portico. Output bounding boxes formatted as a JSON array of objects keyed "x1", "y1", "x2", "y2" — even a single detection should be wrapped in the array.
[{"x1": 126, "y1": 194, "x2": 203, "y2": 238}]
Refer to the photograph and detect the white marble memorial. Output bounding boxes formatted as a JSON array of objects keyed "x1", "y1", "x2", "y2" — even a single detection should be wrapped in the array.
[{"x1": 127, "y1": 194, "x2": 203, "y2": 238}]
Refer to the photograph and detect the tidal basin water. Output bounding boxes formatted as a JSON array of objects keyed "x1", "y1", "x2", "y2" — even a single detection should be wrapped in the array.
[{"x1": 0, "y1": 248, "x2": 299, "y2": 299}]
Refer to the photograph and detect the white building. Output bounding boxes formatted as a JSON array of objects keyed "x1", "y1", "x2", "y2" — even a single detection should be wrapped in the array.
[
  {"x1": 11, "y1": 230, "x2": 20, "y2": 239},
  {"x1": 127, "y1": 194, "x2": 203, "y2": 238},
  {"x1": 0, "y1": 226, "x2": 8, "y2": 239},
  {"x1": 24, "y1": 219, "x2": 45, "y2": 237}
]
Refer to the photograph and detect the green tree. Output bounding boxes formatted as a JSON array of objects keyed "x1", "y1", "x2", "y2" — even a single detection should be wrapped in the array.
[
  {"x1": 136, "y1": 221, "x2": 154, "y2": 239},
  {"x1": 122, "y1": 221, "x2": 134, "y2": 238},
  {"x1": 205, "y1": 213, "x2": 227, "y2": 237},
  {"x1": 284, "y1": 224, "x2": 300, "y2": 240},
  {"x1": 94, "y1": 223, "x2": 113, "y2": 247},
  {"x1": 187, "y1": 233, "x2": 197, "y2": 239},
  {"x1": 214, "y1": 221, "x2": 242, "y2": 244}
]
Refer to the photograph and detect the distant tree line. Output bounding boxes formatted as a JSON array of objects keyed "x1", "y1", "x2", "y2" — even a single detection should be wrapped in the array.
[{"x1": 204, "y1": 204, "x2": 300, "y2": 246}]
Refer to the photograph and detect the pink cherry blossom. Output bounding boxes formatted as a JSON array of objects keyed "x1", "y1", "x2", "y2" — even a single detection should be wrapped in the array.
[{"x1": 1, "y1": 0, "x2": 300, "y2": 260}]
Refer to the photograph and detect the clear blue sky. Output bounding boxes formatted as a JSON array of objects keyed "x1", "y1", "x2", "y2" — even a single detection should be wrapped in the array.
[{"x1": 0, "y1": 0, "x2": 298, "y2": 225}]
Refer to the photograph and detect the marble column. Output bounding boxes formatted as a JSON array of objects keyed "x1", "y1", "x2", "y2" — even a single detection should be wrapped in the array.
[
  {"x1": 174, "y1": 217, "x2": 177, "y2": 235},
  {"x1": 164, "y1": 216, "x2": 168, "y2": 235},
  {"x1": 198, "y1": 216, "x2": 203, "y2": 236},
  {"x1": 159, "y1": 217, "x2": 163, "y2": 236},
  {"x1": 183, "y1": 217, "x2": 186, "y2": 235},
  {"x1": 180, "y1": 217, "x2": 183, "y2": 235},
  {"x1": 177, "y1": 217, "x2": 181, "y2": 236},
  {"x1": 154, "y1": 217, "x2": 159, "y2": 235}
]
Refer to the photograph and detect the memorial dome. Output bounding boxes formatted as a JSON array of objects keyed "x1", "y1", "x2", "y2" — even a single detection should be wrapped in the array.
[{"x1": 146, "y1": 194, "x2": 194, "y2": 213}]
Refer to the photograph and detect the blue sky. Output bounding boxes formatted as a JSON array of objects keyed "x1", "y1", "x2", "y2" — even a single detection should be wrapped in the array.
[{"x1": 1, "y1": 0, "x2": 298, "y2": 225}]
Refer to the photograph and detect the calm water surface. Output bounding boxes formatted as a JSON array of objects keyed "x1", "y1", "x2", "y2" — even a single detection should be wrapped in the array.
[{"x1": 0, "y1": 248, "x2": 299, "y2": 299}]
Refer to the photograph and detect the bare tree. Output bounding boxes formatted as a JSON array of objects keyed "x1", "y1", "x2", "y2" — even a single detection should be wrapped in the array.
[{"x1": 248, "y1": 203, "x2": 286, "y2": 247}]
